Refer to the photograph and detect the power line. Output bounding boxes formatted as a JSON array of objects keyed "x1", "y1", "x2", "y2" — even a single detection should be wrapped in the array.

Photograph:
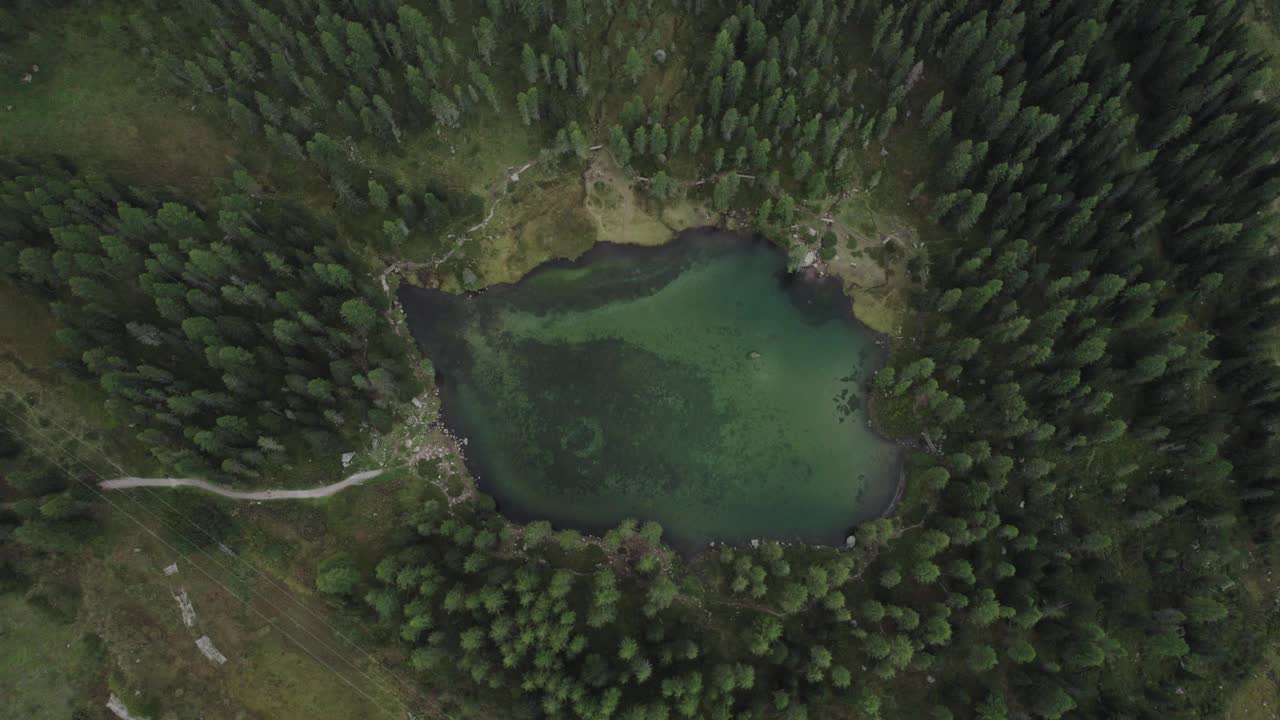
[
  {"x1": 0, "y1": 187, "x2": 452, "y2": 714},
  {"x1": 0, "y1": 402, "x2": 430, "y2": 720},
  {"x1": 0, "y1": 398, "x2": 419, "y2": 709},
  {"x1": 1, "y1": 183, "x2": 453, "y2": 717},
  {"x1": 3, "y1": 386, "x2": 453, "y2": 719}
]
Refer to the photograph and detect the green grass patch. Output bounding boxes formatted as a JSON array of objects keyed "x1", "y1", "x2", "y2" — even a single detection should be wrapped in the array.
[
  {"x1": 37, "y1": 499, "x2": 426, "y2": 720},
  {"x1": 377, "y1": 111, "x2": 541, "y2": 197},
  {"x1": 225, "y1": 629, "x2": 391, "y2": 720},
  {"x1": 1225, "y1": 647, "x2": 1280, "y2": 720},
  {"x1": 0, "y1": 279, "x2": 60, "y2": 371},
  {"x1": 585, "y1": 154, "x2": 687, "y2": 247},
  {"x1": 456, "y1": 168, "x2": 600, "y2": 286},
  {"x1": 0, "y1": 594, "x2": 103, "y2": 717},
  {"x1": 0, "y1": 7, "x2": 240, "y2": 199},
  {"x1": 319, "y1": 467, "x2": 432, "y2": 571},
  {"x1": 849, "y1": 287, "x2": 906, "y2": 336}
]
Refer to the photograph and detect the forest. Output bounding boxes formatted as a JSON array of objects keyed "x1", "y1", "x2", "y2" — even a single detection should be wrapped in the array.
[{"x1": 1, "y1": 0, "x2": 1278, "y2": 719}]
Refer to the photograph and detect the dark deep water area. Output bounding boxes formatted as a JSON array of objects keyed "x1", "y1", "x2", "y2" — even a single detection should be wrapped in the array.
[{"x1": 399, "y1": 229, "x2": 901, "y2": 550}]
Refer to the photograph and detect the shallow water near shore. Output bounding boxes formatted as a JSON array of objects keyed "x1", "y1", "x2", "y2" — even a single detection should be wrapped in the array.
[{"x1": 399, "y1": 229, "x2": 900, "y2": 550}]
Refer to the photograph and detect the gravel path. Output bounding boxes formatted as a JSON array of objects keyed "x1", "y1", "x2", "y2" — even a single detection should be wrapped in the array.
[{"x1": 98, "y1": 469, "x2": 385, "y2": 500}]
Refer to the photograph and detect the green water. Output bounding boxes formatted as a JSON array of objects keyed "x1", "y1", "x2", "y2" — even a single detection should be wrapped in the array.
[{"x1": 400, "y1": 230, "x2": 900, "y2": 549}]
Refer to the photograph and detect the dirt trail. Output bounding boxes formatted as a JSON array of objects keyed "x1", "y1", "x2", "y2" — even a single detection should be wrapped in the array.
[{"x1": 98, "y1": 469, "x2": 385, "y2": 500}]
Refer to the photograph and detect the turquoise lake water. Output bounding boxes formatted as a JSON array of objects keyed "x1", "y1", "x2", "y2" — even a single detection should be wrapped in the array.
[{"x1": 399, "y1": 230, "x2": 900, "y2": 549}]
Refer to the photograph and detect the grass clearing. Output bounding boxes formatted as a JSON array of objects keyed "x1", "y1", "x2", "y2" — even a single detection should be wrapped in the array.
[
  {"x1": 226, "y1": 629, "x2": 391, "y2": 720},
  {"x1": 782, "y1": 192, "x2": 924, "y2": 338},
  {"x1": 0, "y1": 354, "x2": 150, "y2": 477},
  {"x1": 1225, "y1": 647, "x2": 1280, "y2": 720},
  {"x1": 0, "y1": 468, "x2": 446, "y2": 718},
  {"x1": 0, "y1": 279, "x2": 60, "y2": 371},
  {"x1": 0, "y1": 8, "x2": 240, "y2": 200},
  {"x1": 437, "y1": 163, "x2": 600, "y2": 287},
  {"x1": 585, "y1": 151, "x2": 715, "y2": 246},
  {"x1": 378, "y1": 111, "x2": 541, "y2": 197},
  {"x1": 586, "y1": 157, "x2": 674, "y2": 246},
  {"x1": 0, "y1": 593, "x2": 99, "y2": 717},
  {"x1": 318, "y1": 467, "x2": 435, "y2": 571},
  {"x1": 55, "y1": 503, "x2": 419, "y2": 720},
  {"x1": 1223, "y1": 540, "x2": 1280, "y2": 720},
  {"x1": 849, "y1": 287, "x2": 909, "y2": 336}
]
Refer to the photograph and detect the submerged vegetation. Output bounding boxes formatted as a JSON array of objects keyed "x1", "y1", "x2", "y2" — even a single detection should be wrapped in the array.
[
  {"x1": 0, "y1": 0, "x2": 1278, "y2": 719},
  {"x1": 400, "y1": 231, "x2": 900, "y2": 549}
]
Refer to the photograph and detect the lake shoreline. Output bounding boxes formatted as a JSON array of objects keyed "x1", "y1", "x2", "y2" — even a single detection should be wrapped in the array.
[{"x1": 398, "y1": 226, "x2": 909, "y2": 554}]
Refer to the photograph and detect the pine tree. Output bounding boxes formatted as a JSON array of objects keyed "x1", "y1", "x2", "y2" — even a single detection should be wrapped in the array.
[
  {"x1": 689, "y1": 121, "x2": 704, "y2": 154},
  {"x1": 624, "y1": 47, "x2": 645, "y2": 84},
  {"x1": 650, "y1": 124, "x2": 668, "y2": 157},
  {"x1": 340, "y1": 299, "x2": 378, "y2": 332},
  {"x1": 778, "y1": 94, "x2": 798, "y2": 130},
  {"x1": 928, "y1": 109, "x2": 954, "y2": 148},
  {"x1": 721, "y1": 108, "x2": 739, "y2": 141},
  {"x1": 608, "y1": 125, "x2": 632, "y2": 166},
  {"x1": 712, "y1": 175, "x2": 739, "y2": 211},
  {"x1": 474, "y1": 17, "x2": 496, "y2": 65},
  {"x1": 752, "y1": 138, "x2": 771, "y2": 170},
  {"x1": 632, "y1": 126, "x2": 647, "y2": 156},
  {"x1": 521, "y1": 44, "x2": 539, "y2": 84},
  {"x1": 429, "y1": 90, "x2": 461, "y2": 128},
  {"x1": 793, "y1": 150, "x2": 813, "y2": 180},
  {"x1": 671, "y1": 117, "x2": 689, "y2": 154},
  {"x1": 368, "y1": 180, "x2": 390, "y2": 211}
]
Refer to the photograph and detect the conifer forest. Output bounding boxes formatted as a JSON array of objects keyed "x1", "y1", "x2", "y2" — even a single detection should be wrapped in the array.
[{"x1": 1, "y1": 1, "x2": 1279, "y2": 719}]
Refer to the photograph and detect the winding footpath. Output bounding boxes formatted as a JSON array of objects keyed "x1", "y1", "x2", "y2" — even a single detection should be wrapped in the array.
[{"x1": 98, "y1": 469, "x2": 385, "y2": 501}]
